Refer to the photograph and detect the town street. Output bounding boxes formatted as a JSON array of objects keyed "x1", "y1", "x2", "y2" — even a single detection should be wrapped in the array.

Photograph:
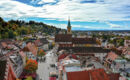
[{"x1": 37, "y1": 50, "x2": 57, "y2": 80}]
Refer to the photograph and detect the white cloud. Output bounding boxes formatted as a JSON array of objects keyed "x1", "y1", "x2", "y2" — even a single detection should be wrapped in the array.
[
  {"x1": 0, "y1": 0, "x2": 44, "y2": 18},
  {"x1": 38, "y1": 0, "x2": 56, "y2": 4},
  {"x1": 47, "y1": 23, "x2": 111, "y2": 30},
  {"x1": 39, "y1": 0, "x2": 130, "y2": 21},
  {"x1": 105, "y1": 22, "x2": 130, "y2": 30},
  {"x1": 106, "y1": 22, "x2": 122, "y2": 28},
  {"x1": 47, "y1": 23, "x2": 83, "y2": 29},
  {"x1": 0, "y1": 0, "x2": 130, "y2": 22}
]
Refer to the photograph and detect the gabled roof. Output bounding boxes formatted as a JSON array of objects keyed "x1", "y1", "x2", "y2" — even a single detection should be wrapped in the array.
[
  {"x1": 22, "y1": 46, "x2": 30, "y2": 52},
  {"x1": 71, "y1": 54, "x2": 78, "y2": 60},
  {"x1": 55, "y1": 34, "x2": 97, "y2": 44},
  {"x1": 67, "y1": 70, "x2": 90, "y2": 80},
  {"x1": 26, "y1": 42, "x2": 38, "y2": 56},
  {"x1": 67, "y1": 69, "x2": 110, "y2": 80},
  {"x1": 90, "y1": 69, "x2": 109, "y2": 80},
  {"x1": 106, "y1": 52, "x2": 118, "y2": 61},
  {"x1": 58, "y1": 47, "x2": 110, "y2": 53},
  {"x1": 0, "y1": 60, "x2": 7, "y2": 80},
  {"x1": 72, "y1": 38, "x2": 97, "y2": 44},
  {"x1": 22, "y1": 42, "x2": 38, "y2": 56},
  {"x1": 58, "y1": 54, "x2": 68, "y2": 61},
  {"x1": 19, "y1": 51, "x2": 26, "y2": 58},
  {"x1": 34, "y1": 40, "x2": 41, "y2": 46},
  {"x1": 58, "y1": 54, "x2": 78, "y2": 61},
  {"x1": 108, "y1": 73, "x2": 120, "y2": 80},
  {"x1": 55, "y1": 34, "x2": 72, "y2": 42},
  {"x1": 1, "y1": 42, "x2": 8, "y2": 48},
  {"x1": 111, "y1": 48, "x2": 122, "y2": 55},
  {"x1": 7, "y1": 61, "x2": 17, "y2": 80}
]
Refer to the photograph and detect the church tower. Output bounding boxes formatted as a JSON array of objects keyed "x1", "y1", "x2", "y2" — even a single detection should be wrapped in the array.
[{"x1": 67, "y1": 17, "x2": 72, "y2": 34}]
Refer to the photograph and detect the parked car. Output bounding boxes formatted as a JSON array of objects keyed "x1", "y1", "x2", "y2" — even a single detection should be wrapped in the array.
[
  {"x1": 49, "y1": 77, "x2": 56, "y2": 80},
  {"x1": 49, "y1": 71, "x2": 58, "y2": 80},
  {"x1": 50, "y1": 64, "x2": 56, "y2": 67}
]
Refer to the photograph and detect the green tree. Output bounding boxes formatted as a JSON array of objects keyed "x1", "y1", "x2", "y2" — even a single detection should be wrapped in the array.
[
  {"x1": 24, "y1": 59, "x2": 38, "y2": 73},
  {"x1": 0, "y1": 34, "x2": 1, "y2": 39},
  {"x1": 117, "y1": 38, "x2": 124, "y2": 46},
  {"x1": 2, "y1": 32, "x2": 9, "y2": 38},
  {"x1": 25, "y1": 76, "x2": 33, "y2": 80},
  {"x1": 8, "y1": 30, "x2": 15, "y2": 38},
  {"x1": 21, "y1": 28, "x2": 27, "y2": 35},
  {"x1": 0, "y1": 17, "x2": 62, "y2": 39},
  {"x1": 125, "y1": 36, "x2": 130, "y2": 40}
]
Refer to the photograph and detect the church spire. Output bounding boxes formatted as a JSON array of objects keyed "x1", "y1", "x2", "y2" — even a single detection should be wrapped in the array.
[
  {"x1": 67, "y1": 17, "x2": 72, "y2": 34},
  {"x1": 68, "y1": 16, "x2": 71, "y2": 28}
]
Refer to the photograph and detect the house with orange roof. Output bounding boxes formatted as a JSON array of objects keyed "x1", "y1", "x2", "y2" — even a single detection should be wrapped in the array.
[
  {"x1": 106, "y1": 52, "x2": 118, "y2": 62},
  {"x1": 66, "y1": 68, "x2": 110, "y2": 80},
  {"x1": 103, "y1": 51, "x2": 119, "y2": 69},
  {"x1": 22, "y1": 42, "x2": 38, "y2": 60},
  {"x1": 57, "y1": 53, "x2": 81, "y2": 79}
]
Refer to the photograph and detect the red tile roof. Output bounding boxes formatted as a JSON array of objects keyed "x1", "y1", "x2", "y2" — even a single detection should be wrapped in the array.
[
  {"x1": 27, "y1": 42, "x2": 38, "y2": 56},
  {"x1": 67, "y1": 70, "x2": 90, "y2": 80},
  {"x1": 106, "y1": 52, "x2": 118, "y2": 61},
  {"x1": 58, "y1": 54, "x2": 68, "y2": 61},
  {"x1": 111, "y1": 48, "x2": 122, "y2": 55},
  {"x1": 108, "y1": 73, "x2": 120, "y2": 80},
  {"x1": 22, "y1": 47, "x2": 30, "y2": 52},
  {"x1": 22, "y1": 42, "x2": 38, "y2": 56},
  {"x1": 71, "y1": 54, "x2": 78, "y2": 60},
  {"x1": 34, "y1": 40, "x2": 41, "y2": 46},
  {"x1": 72, "y1": 38, "x2": 97, "y2": 44},
  {"x1": 90, "y1": 69, "x2": 109, "y2": 80},
  {"x1": 67, "y1": 69, "x2": 110, "y2": 80},
  {"x1": 19, "y1": 51, "x2": 26, "y2": 58},
  {"x1": 55, "y1": 34, "x2": 72, "y2": 42},
  {"x1": 1, "y1": 42, "x2": 7, "y2": 48},
  {"x1": 55, "y1": 34, "x2": 97, "y2": 44},
  {"x1": 58, "y1": 54, "x2": 78, "y2": 61},
  {"x1": 49, "y1": 77, "x2": 56, "y2": 80},
  {"x1": 128, "y1": 52, "x2": 130, "y2": 55},
  {"x1": 58, "y1": 47, "x2": 110, "y2": 53},
  {"x1": 7, "y1": 63, "x2": 17, "y2": 80}
]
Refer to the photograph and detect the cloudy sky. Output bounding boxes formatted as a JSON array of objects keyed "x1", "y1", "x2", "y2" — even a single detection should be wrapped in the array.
[{"x1": 0, "y1": 0, "x2": 130, "y2": 30}]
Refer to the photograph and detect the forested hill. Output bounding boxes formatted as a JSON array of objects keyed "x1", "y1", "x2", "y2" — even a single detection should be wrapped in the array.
[{"x1": 0, "y1": 17, "x2": 62, "y2": 39}]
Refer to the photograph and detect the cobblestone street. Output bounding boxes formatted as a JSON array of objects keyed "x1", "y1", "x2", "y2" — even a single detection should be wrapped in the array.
[{"x1": 37, "y1": 50, "x2": 57, "y2": 80}]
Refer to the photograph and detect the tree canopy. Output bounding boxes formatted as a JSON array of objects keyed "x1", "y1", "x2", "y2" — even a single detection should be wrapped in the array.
[
  {"x1": 38, "y1": 49, "x2": 46, "y2": 56},
  {"x1": 0, "y1": 17, "x2": 62, "y2": 39},
  {"x1": 24, "y1": 59, "x2": 38, "y2": 73}
]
